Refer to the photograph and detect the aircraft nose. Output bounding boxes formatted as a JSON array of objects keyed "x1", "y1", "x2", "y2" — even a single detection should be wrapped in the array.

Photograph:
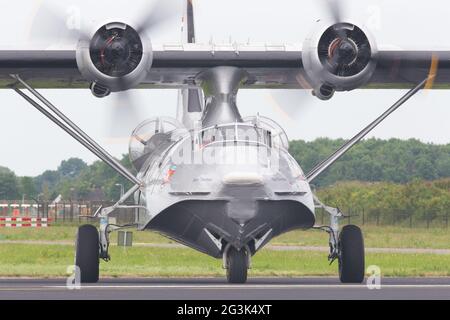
[
  {"x1": 220, "y1": 172, "x2": 267, "y2": 226},
  {"x1": 227, "y1": 198, "x2": 258, "y2": 226}
]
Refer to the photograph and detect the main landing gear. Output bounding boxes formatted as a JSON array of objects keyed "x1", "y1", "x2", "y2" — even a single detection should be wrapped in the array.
[
  {"x1": 338, "y1": 225, "x2": 365, "y2": 283},
  {"x1": 314, "y1": 195, "x2": 365, "y2": 283},
  {"x1": 73, "y1": 185, "x2": 143, "y2": 284},
  {"x1": 9, "y1": 75, "x2": 144, "y2": 284},
  {"x1": 75, "y1": 224, "x2": 100, "y2": 283}
]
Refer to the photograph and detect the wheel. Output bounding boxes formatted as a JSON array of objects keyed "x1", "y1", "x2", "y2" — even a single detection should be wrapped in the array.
[
  {"x1": 75, "y1": 224, "x2": 100, "y2": 283},
  {"x1": 338, "y1": 225, "x2": 365, "y2": 283},
  {"x1": 226, "y1": 247, "x2": 248, "y2": 284}
]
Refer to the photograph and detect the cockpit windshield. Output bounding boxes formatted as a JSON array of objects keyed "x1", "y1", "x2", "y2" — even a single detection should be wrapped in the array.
[{"x1": 198, "y1": 123, "x2": 272, "y2": 148}]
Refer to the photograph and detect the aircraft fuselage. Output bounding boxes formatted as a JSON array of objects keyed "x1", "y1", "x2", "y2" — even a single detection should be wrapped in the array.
[{"x1": 134, "y1": 122, "x2": 315, "y2": 258}]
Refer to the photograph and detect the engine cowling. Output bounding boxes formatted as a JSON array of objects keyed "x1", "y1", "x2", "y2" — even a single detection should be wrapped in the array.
[
  {"x1": 76, "y1": 22, "x2": 153, "y2": 94},
  {"x1": 302, "y1": 21, "x2": 378, "y2": 100}
]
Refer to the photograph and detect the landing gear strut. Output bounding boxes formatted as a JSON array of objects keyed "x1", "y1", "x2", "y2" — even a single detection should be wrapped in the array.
[
  {"x1": 313, "y1": 195, "x2": 365, "y2": 283},
  {"x1": 307, "y1": 78, "x2": 434, "y2": 283},
  {"x1": 8, "y1": 74, "x2": 146, "y2": 285}
]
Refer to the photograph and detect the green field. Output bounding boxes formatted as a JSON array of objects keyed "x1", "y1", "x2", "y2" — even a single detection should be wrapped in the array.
[
  {"x1": 0, "y1": 225, "x2": 449, "y2": 278},
  {"x1": 0, "y1": 224, "x2": 449, "y2": 249}
]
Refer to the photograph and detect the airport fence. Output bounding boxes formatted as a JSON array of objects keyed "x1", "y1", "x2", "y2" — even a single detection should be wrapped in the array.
[
  {"x1": 0, "y1": 200, "x2": 449, "y2": 229},
  {"x1": 315, "y1": 206, "x2": 450, "y2": 229},
  {"x1": 0, "y1": 201, "x2": 135, "y2": 225}
]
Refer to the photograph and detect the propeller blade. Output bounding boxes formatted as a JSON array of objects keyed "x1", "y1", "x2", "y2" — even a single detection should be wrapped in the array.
[
  {"x1": 107, "y1": 90, "x2": 142, "y2": 140},
  {"x1": 134, "y1": 0, "x2": 180, "y2": 34},
  {"x1": 30, "y1": 0, "x2": 180, "y2": 46},
  {"x1": 321, "y1": 0, "x2": 348, "y2": 40},
  {"x1": 268, "y1": 90, "x2": 314, "y2": 124},
  {"x1": 324, "y1": 0, "x2": 342, "y2": 24},
  {"x1": 28, "y1": 2, "x2": 90, "y2": 45}
]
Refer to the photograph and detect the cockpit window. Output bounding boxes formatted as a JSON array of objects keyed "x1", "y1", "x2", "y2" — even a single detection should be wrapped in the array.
[
  {"x1": 243, "y1": 115, "x2": 289, "y2": 150},
  {"x1": 199, "y1": 124, "x2": 272, "y2": 148}
]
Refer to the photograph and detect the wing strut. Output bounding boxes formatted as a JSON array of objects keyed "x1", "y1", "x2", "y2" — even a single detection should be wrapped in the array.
[
  {"x1": 306, "y1": 76, "x2": 433, "y2": 182},
  {"x1": 9, "y1": 74, "x2": 141, "y2": 186}
]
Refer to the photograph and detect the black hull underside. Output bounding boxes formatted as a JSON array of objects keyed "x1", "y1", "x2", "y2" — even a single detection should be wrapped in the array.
[{"x1": 145, "y1": 199, "x2": 315, "y2": 258}]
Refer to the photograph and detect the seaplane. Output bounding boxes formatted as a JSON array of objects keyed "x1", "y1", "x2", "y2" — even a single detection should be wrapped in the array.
[{"x1": 0, "y1": 0, "x2": 444, "y2": 283}]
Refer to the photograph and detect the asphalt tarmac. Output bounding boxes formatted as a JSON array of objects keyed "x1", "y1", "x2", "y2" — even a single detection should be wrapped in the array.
[{"x1": 0, "y1": 277, "x2": 449, "y2": 300}]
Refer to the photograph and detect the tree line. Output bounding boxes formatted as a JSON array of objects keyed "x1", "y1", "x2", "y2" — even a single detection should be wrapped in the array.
[
  {"x1": 0, "y1": 138, "x2": 448, "y2": 203},
  {"x1": 289, "y1": 137, "x2": 450, "y2": 187},
  {"x1": 316, "y1": 179, "x2": 450, "y2": 224},
  {"x1": 0, "y1": 157, "x2": 134, "y2": 202}
]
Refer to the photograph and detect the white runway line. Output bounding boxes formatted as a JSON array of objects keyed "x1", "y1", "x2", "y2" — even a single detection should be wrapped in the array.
[
  {"x1": 1, "y1": 280, "x2": 450, "y2": 293},
  {"x1": 37, "y1": 284, "x2": 450, "y2": 290}
]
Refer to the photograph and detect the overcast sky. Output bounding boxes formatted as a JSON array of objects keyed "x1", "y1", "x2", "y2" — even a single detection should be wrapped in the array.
[{"x1": 0, "y1": 0, "x2": 449, "y2": 176}]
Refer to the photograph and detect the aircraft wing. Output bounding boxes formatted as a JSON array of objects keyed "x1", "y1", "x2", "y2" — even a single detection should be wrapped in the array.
[{"x1": 0, "y1": 44, "x2": 449, "y2": 89}]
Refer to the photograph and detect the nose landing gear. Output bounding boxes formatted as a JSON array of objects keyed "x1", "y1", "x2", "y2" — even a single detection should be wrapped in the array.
[{"x1": 224, "y1": 246, "x2": 250, "y2": 284}]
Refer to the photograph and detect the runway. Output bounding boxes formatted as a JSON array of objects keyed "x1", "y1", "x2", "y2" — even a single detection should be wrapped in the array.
[{"x1": 0, "y1": 277, "x2": 449, "y2": 300}]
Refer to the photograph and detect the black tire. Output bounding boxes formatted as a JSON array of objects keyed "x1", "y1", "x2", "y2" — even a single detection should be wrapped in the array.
[
  {"x1": 75, "y1": 224, "x2": 99, "y2": 283},
  {"x1": 338, "y1": 225, "x2": 365, "y2": 283},
  {"x1": 226, "y1": 247, "x2": 248, "y2": 284}
]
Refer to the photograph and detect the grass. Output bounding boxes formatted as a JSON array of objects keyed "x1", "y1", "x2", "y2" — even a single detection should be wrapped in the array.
[
  {"x1": 0, "y1": 244, "x2": 449, "y2": 278},
  {"x1": 1, "y1": 224, "x2": 449, "y2": 249},
  {"x1": 274, "y1": 225, "x2": 450, "y2": 249},
  {"x1": 0, "y1": 225, "x2": 449, "y2": 278}
]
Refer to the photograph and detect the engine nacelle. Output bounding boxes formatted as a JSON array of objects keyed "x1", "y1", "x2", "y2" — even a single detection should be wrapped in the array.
[
  {"x1": 77, "y1": 22, "x2": 153, "y2": 94},
  {"x1": 302, "y1": 20, "x2": 378, "y2": 98}
]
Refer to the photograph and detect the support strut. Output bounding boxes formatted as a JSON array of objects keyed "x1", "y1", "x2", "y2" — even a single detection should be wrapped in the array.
[
  {"x1": 196, "y1": 66, "x2": 248, "y2": 127},
  {"x1": 309, "y1": 76, "x2": 434, "y2": 264},
  {"x1": 9, "y1": 74, "x2": 141, "y2": 186},
  {"x1": 306, "y1": 76, "x2": 434, "y2": 182}
]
